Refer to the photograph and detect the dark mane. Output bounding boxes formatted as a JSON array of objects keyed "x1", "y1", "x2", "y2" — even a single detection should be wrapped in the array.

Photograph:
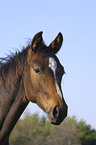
[{"x1": 0, "y1": 45, "x2": 30, "y2": 84}]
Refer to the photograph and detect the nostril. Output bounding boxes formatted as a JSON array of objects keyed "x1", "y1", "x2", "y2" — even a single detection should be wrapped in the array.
[{"x1": 53, "y1": 105, "x2": 59, "y2": 119}]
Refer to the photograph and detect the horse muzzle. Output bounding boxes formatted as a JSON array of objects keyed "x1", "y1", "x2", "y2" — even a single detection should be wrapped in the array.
[{"x1": 47, "y1": 103, "x2": 68, "y2": 125}]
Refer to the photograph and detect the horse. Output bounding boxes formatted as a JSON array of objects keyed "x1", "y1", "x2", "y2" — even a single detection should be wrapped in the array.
[{"x1": 0, "y1": 31, "x2": 68, "y2": 145}]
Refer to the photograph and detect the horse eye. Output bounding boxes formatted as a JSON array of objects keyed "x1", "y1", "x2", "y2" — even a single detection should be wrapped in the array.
[{"x1": 34, "y1": 68, "x2": 41, "y2": 74}]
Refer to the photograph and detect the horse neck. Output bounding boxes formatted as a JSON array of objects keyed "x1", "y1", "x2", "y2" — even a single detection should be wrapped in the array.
[
  {"x1": 0, "y1": 51, "x2": 26, "y2": 112},
  {"x1": 0, "y1": 49, "x2": 29, "y2": 144}
]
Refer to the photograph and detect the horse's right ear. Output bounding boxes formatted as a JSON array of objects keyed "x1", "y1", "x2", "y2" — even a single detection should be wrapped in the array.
[{"x1": 30, "y1": 31, "x2": 43, "y2": 51}]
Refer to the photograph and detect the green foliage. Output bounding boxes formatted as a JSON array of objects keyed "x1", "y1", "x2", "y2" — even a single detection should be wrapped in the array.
[
  {"x1": 10, "y1": 113, "x2": 96, "y2": 145},
  {"x1": 77, "y1": 120, "x2": 96, "y2": 145},
  {"x1": 10, "y1": 113, "x2": 51, "y2": 145}
]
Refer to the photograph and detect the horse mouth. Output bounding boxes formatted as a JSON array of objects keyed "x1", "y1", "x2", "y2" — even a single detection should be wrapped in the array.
[{"x1": 49, "y1": 116, "x2": 62, "y2": 125}]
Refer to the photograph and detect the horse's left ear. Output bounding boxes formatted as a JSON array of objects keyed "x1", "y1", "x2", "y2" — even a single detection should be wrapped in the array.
[
  {"x1": 49, "y1": 32, "x2": 63, "y2": 54},
  {"x1": 31, "y1": 31, "x2": 43, "y2": 51}
]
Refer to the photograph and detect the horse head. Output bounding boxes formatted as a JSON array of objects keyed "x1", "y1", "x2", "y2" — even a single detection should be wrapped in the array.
[{"x1": 24, "y1": 32, "x2": 68, "y2": 125}]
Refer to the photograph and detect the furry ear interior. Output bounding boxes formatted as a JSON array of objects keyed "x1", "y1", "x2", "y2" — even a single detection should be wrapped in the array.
[
  {"x1": 49, "y1": 32, "x2": 63, "y2": 54},
  {"x1": 31, "y1": 31, "x2": 43, "y2": 51}
]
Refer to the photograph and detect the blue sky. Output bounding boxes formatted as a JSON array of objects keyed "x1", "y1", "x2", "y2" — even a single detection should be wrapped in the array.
[{"x1": 0, "y1": 0, "x2": 96, "y2": 128}]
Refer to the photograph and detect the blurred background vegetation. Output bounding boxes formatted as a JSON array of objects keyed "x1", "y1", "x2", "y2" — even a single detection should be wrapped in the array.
[{"x1": 10, "y1": 113, "x2": 96, "y2": 145}]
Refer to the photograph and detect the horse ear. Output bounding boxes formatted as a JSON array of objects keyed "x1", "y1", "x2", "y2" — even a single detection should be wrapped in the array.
[
  {"x1": 49, "y1": 32, "x2": 63, "y2": 54},
  {"x1": 31, "y1": 31, "x2": 43, "y2": 51}
]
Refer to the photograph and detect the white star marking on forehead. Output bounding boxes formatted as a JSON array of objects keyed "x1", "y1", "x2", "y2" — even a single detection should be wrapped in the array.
[
  {"x1": 49, "y1": 57, "x2": 62, "y2": 99},
  {"x1": 49, "y1": 57, "x2": 57, "y2": 72}
]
